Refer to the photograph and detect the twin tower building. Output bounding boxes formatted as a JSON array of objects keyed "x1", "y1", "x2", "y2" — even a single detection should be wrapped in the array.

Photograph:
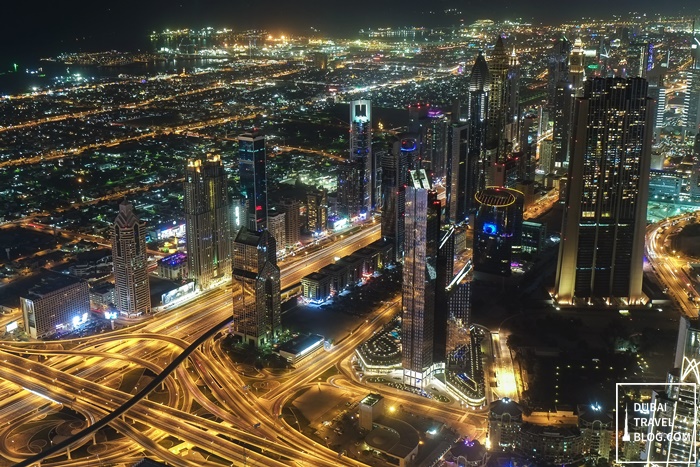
[{"x1": 111, "y1": 131, "x2": 280, "y2": 347}]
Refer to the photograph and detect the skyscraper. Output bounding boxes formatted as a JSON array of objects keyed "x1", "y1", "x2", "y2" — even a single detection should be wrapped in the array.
[
  {"x1": 555, "y1": 78, "x2": 653, "y2": 306},
  {"x1": 232, "y1": 228, "x2": 281, "y2": 347},
  {"x1": 402, "y1": 169, "x2": 441, "y2": 388},
  {"x1": 466, "y1": 52, "x2": 491, "y2": 213},
  {"x1": 239, "y1": 131, "x2": 268, "y2": 231},
  {"x1": 487, "y1": 36, "x2": 510, "y2": 156},
  {"x1": 112, "y1": 201, "x2": 151, "y2": 316},
  {"x1": 185, "y1": 154, "x2": 232, "y2": 290},
  {"x1": 683, "y1": 70, "x2": 700, "y2": 138},
  {"x1": 547, "y1": 38, "x2": 572, "y2": 111},
  {"x1": 278, "y1": 198, "x2": 300, "y2": 247},
  {"x1": 381, "y1": 135, "x2": 419, "y2": 261},
  {"x1": 349, "y1": 99, "x2": 372, "y2": 216}
]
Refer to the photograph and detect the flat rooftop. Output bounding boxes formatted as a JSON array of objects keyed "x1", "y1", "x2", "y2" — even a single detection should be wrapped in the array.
[
  {"x1": 360, "y1": 393, "x2": 383, "y2": 407},
  {"x1": 277, "y1": 334, "x2": 324, "y2": 356},
  {"x1": 26, "y1": 270, "x2": 84, "y2": 297}
]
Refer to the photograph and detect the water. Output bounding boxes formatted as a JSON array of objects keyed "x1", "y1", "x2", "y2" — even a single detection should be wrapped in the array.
[{"x1": 0, "y1": 57, "x2": 226, "y2": 95}]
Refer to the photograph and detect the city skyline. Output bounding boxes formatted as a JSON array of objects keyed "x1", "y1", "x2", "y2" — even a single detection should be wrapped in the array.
[{"x1": 2, "y1": 9, "x2": 700, "y2": 467}]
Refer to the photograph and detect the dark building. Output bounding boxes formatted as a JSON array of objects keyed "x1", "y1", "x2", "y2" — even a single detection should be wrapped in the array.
[
  {"x1": 184, "y1": 154, "x2": 232, "y2": 290},
  {"x1": 547, "y1": 38, "x2": 572, "y2": 111},
  {"x1": 487, "y1": 36, "x2": 511, "y2": 157},
  {"x1": 555, "y1": 78, "x2": 652, "y2": 306},
  {"x1": 232, "y1": 228, "x2": 281, "y2": 347},
  {"x1": 239, "y1": 131, "x2": 268, "y2": 232},
  {"x1": 473, "y1": 187, "x2": 524, "y2": 278},
  {"x1": 349, "y1": 99, "x2": 372, "y2": 217},
  {"x1": 447, "y1": 122, "x2": 469, "y2": 223},
  {"x1": 381, "y1": 135, "x2": 419, "y2": 261},
  {"x1": 552, "y1": 81, "x2": 574, "y2": 169}
]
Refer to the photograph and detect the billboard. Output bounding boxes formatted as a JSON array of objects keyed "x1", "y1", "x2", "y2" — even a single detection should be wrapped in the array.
[{"x1": 161, "y1": 281, "x2": 195, "y2": 305}]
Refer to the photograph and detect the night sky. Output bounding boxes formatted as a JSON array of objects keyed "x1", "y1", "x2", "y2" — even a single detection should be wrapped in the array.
[{"x1": 2, "y1": 0, "x2": 700, "y2": 63}]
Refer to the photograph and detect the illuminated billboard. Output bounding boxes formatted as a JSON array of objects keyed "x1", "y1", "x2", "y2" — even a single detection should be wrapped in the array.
[{"x1": 161, "y1": 281, "x2": 195, "y2": 305}]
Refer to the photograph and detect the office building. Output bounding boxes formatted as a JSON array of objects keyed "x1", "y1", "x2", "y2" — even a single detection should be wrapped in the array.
[
  {"x1": 239, "y1": 131, "x2": 268, "y2": 231},
  {"x1": 111, "y1": 201, "x2": 151, "y2": 316},
  {"x1": 487, "y1": 36, "x2": 511, "y2": 156},
  {"x1": 408, "y1": 105, "x2": 449, "y2": 179},
  {"x1": 157, "y1": 252, "x2": 188, "y2": 281},
  {"x1": 267, "y1": 209, "x2": 286, "y2": 255},
  {"x1": 381, "y1": 135, "x2": 418, "y2": 261},
  {"x1": 232, "y1": 228, "x2": 281, "y2": 347},
  {"x1": 683, "y1": 70, "x2": 700, "y2": 137},
  {"x1": 349, "y1": 99, "x2": 372, "y2": 216},
  {"x1": 402, "y1": 169, "x2": 442, "y2": 388},
  {"x1": 447, "y1": 122, "x2": 469, "y2": 222},
  {"x1": 521, "y1": 221, "x2": 547, "y2": 256},
  {"x1": 547, "y1": 38, "x2": 572, "y2": 111},
  {"x1": 465, "y1": 52, "x2": 490, "y2": 215},
  {"x1": 21, "y1": 271, "x2": 90, "y2": 339},
  {"x1": 278, "y1": 198, "x2": 300, "y2": 247},
  {"x1": 473, "y1": 187, "x2": 524, "y2": 278},
  {"x1": 307, "y1": 188, "x2": 328, "y2": 232},
  {"x1": 184, "y1": 154, "x2": 232, "y2": 290},
  {"x1": 555, "y1": 78, "x2": 652, "y2": 306}
]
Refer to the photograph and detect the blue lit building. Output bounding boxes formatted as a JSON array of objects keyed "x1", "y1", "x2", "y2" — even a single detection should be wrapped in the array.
[{"x1": 472, "y1": 187, "x2": 524, "y2": 278}]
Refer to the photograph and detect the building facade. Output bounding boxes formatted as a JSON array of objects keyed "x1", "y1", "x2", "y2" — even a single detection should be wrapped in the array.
[
  {"x1": 239, "y1": 131, "x2": 268, "y2": 231},
  {"x1": 555, "y1": 78, "x2": 652, "y2": 306},
  {"x1": 231, "y1": 228, "x2": 281, "y2": 347},
  {"x1": 184, "y1": 154, "x2": 232, "y2": 290},
  {"x1": 111, "y1": 201, "x2": 151, "y2": 316}
]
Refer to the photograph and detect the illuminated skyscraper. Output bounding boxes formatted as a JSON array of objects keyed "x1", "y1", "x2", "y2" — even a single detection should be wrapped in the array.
[
  {"x1": 112, "y1": 201, "x2": 151, "y2": 316},
  {"x1": 185, "y1": 154, "x2": 232, "y2": 290},
  {"x1": 547, "y1": 38, "x2": 572, "y2": 110},
  {"x1": 555, "y1": 78, "x2": 652, "y2": 306},
  {"x1": 349, "y1": 99, "x2": 372, "y2": 216},
  {"x1": 239, "y1": 131, "x2": 268, "y2": 231},
  {"x1": 466, "y1": 52, "x2": 491, "y2": 212},
  {"x1": 402, "y1": 169, "x2": 442, "y2": 388},
  {"x1": 487, "y1": 36, "x2": 511, "y2": 156},
  {"x1": 232, "y1": 228, "x2": 281, "y2": 347},
  {"x1": 683, "y1": 70, "x2": 700, "y2": 137},
  {"x1": 447, "y1": 122, "x2": 469, "y2": 223}
]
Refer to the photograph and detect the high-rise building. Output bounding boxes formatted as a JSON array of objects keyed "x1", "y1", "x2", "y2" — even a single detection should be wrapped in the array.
[
  {"x1": 184, "y1": 154, "x2": 232, "y2": 290},
  {"x1": 683, "y1": 70, "x2": 700, "y2": 137},
  {"x1": 21, "y1": 271, "x2": 90, "y2": 339},
  {"x1": 349, "y1": 99, "x2": 372, "y2": 216},
  {"x1": 466, "y1": 52, "x2": 491, "y2": 213},
  {"x1": 278, "y1": 199, "x2": 300, "y2": 247},
  {"x1": 336, "y1": 161, "x2": 360, "y2": 219},
  {"x1": 555, "y1": 78, "x2": 653, "y2": 306},
  {"x1": 402, "y1": 169, "x2": 442, "y2": 388},
  {"x1": 239, "y1": 131, "x2": 268, "y2": 231},
  {"x1": 408, "y1": 105, "x2": 449, "y2": 179},
  {"x1": 381, "y1": 135, "x2": 419, "y2": 261},
  {"x1": 473, "y1": 187, "x2": 524, "y2": 278},
  {"x1": 232, "y1": 228, "x2": 281, "y2": 347},
  {"x1": 307, "y1": 188, "x2": 328, "y2": 232},
  {"x1": 111, "y1": 201, "x2": 151, "y2": 316},
  {"x1": 487, "y1": 36, "x2": 511, "y2": 156},
  {"x1": 267, "y1": 209, "x2": 286, "y2": 255},
  {"x1": 446, "y1": 122, "x2": 469, "y2": 223},
  {"x1": 552, "y1": 81, "x2": 574, "y2": 169},
  {"x1": 547, "y1": 38, "x2": 572, "y2": 111}
]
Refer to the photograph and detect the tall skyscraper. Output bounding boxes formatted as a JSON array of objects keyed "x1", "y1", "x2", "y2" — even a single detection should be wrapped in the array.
[
  {"x1": 267, "y1": 209, "x2": 286, "y2": 255},
  {"x1": 349, "y1": 99, "x2": 372, "y2": 216},
  {"x1": 239, "y1": 131, "x2": 268, "y2": 231},
  {"x1": 487, "y1": 36, "x2": 511, "y2": 156},
  {"x1": 232, "y1": 228, "x2": 281, "y2": 347},
  {"x1": 278, "y1": 198, "x2": 300, "y2": 247},
  {"x1": 683, "y1": 70, "x2": 700, "y2": 138},
  {"x1": 112, "y1": 201, "x2": 151, "y2": 316},
  {"x1": 447, "y1": 122, "x2": 469, "y2": 223},
  {"x1": 307, "y1": 188, "x2": 328, "y2": 232},
  {"x1": 402, "y1": 169, "x2": 441, "y2": 388},
  {"x1": 466, "y1": 52, "x2": 491, "y2": 213},
  {"x1": 184, "y1": 154, "x2": 232, "y2": 290},
  {"x1": 381, "y1": 136, "x2": 418, "y2": 261},
  {"x1": 547, "y1": 38, "x2": 572, "y2": 111},
  {"x1": 555, "y1": 78, "x2": 653, "y2": 306}
]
